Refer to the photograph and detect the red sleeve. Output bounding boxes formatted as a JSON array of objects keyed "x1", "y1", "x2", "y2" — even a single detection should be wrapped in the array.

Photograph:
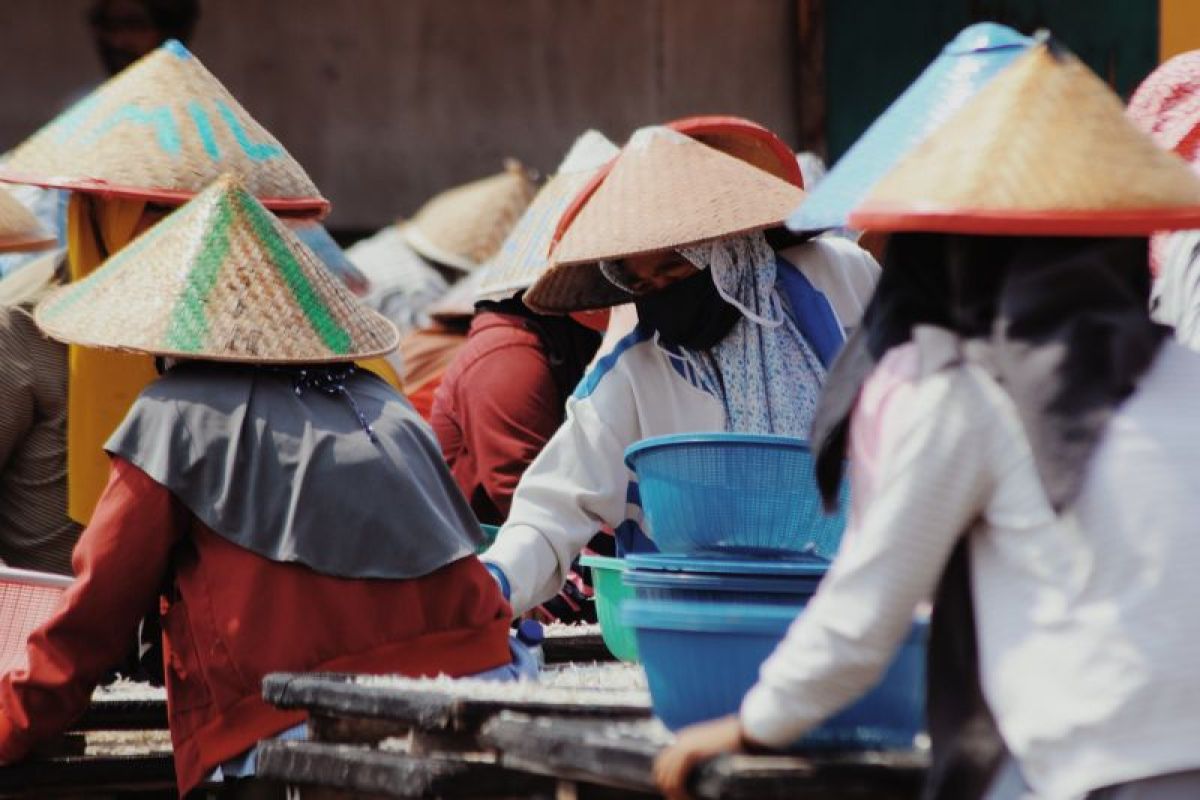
[
  {"x1": 0, "y1": 458, "x2": 184, "y2": 763},
  {"x1": 457, "y1": 343, "x2": 564, "y2": 518}
]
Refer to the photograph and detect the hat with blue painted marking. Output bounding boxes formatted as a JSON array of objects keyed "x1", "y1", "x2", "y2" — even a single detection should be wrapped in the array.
[
  {"x1": 0, "y1": 41, "x2": 326, "y2": 215},
  {"x1": 787, "y1": 23, "x2": 1032, "y2": 233},
  {"x1": 850, "y1": 36, "x2": 1200, "y2": 235}
]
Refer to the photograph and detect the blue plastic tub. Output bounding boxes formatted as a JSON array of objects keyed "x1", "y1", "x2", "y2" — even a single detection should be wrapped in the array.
[
  {"x1": 625, "y1": 433, "x2": 849, "y2": 559},
  {"x1": 623, "y1": 599, "x2": 926, "y2": 749},
  {"x1": 623, "y1": 553, "x2": 825, "y2": 605}
]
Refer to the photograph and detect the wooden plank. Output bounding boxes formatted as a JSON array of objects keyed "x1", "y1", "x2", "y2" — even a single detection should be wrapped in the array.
[
  {"x1": 264, "y1": 672, "x2": 650, "y2": 737},
  {"x1": 0, "y1": 752, "x2": 175, "y2": 796},
  {"x1": 256, "y1": 739, "x2": 552, "y2": 799},
  {"x1": 480, "y1": 713, "x2": 927, "y2": 800},
  {"x1": 543, "y1": 631, "x2": 613, "y2": 665},
  {"x1": 77, "y1": 697, "x2": 168, "y2": 731}
]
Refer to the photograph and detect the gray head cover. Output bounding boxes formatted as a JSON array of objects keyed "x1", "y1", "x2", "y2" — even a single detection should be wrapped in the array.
[{"x1": 106, "y1": 363, "x2": 482, "y2": 579}]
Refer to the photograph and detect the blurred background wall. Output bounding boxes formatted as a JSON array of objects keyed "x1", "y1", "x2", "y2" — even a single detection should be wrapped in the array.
[{"x1": 0, "y1": 0, "x2": 1186, "y2": 235}]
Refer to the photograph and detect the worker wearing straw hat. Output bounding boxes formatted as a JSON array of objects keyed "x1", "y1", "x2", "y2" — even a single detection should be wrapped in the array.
[
  {"x1": 431, "y1": 131, "x2": 620, "y2": 624},
  {"x1": 657, "y1": 36, "x2": 1200, "y2": 800},
  {"x1": 1128, "y1": 49, "x2": 1200, "y2": 352},
  {"x1": 482, "y1": 117, "x2": 880, "y2": 616},
  {"x1": 0, "y1": 38, "x2": 413, "y2": 530},
  {"x1": 350, "y1": 161, "x2": 537, "y2": 336},
  {"x1": 0, "y1": 191, "x2": 73, "y2": 575},
  {"x1": 0, "y1": 176, "x2": 523, "y2": 796}
]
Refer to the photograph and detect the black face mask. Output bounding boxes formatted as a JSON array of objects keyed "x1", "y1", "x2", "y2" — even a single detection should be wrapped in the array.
[{"x1": 634, "y1": 268, "x2": 741, "y2": 350}]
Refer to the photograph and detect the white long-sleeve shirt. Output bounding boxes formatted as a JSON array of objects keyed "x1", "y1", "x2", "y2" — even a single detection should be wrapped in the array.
[
  {"x1": 741, "y1": 332, "x2": 1200, "y2": 800},
  {"x1": 483, "y1": 237, "x2": 879, "y2": 614}
]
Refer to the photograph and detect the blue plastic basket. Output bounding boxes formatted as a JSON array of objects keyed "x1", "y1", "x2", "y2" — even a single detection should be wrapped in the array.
[
  {"x1": 624, "y1": 433, "x2": 849, "y2": 559},
  {"x1": 623, "y1": 553, "x2": 825, "y2": 605},
  {"x1": 622, "y1": 600, "x2": 926, "y2": 749}
]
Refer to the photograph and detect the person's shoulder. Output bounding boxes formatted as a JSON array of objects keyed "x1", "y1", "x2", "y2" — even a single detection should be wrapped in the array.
[
  {"x1": 572, "y1": 324, "x2": 656, "y2": 401},
  {"x1": 783, "y1": 235, "x2": 880, "y2": 275}
]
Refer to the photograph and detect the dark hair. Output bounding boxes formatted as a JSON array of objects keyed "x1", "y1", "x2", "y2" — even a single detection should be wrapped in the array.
[{"x1": 90, "y1": 0, "x2": 201, "y2": 44}]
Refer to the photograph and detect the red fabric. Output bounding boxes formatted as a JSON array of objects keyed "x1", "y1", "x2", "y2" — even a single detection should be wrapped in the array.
[
  {"x1": 431, "y1": 312, "x2": 566, "y2": 525},
  {"x1": 0, "y1": 458, "x2": 511, "y2": 795},
  {"x1": 406, "y1": 373, "x2": 444, "y2": 421}
]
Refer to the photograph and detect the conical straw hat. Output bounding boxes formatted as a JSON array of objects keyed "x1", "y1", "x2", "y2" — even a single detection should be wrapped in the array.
[
  {"x1": 525, "y1": 125, "x2": 805, "y2": 313},
  {"x1": 0, "y1": 41, "x2": 326, "y2": 214},
  {"x1": 35, "y1": 175, "x2": 398, "y2": 364},
  {"x1": 850, "y1": 36, "x2": 1200, "y2": 235},
  {"x1": 0, "y1": 187, "x2": 55, "y2": 253},
  {"x1": 475, "y1": 131, "x2": 618, "y2": 302},
  {"x1": 789, "y1": 23, "x2": 1031, "y2": 232},
  {"x1": 403, "y1": 161, "x2": 538, "y2": 273}
]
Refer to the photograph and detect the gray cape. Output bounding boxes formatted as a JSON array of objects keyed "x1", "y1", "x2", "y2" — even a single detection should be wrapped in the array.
[{"x1": 106, "y1": 363, "x2": 482, "y2": 579}]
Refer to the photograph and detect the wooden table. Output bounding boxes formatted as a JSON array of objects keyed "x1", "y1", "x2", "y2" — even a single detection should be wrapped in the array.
[
  {"x1": 0, "y1": 686, "x2": 175, "y2": 798},
  {"x1": 257, "y1": 670, "x2": 927, "y2": 799}
]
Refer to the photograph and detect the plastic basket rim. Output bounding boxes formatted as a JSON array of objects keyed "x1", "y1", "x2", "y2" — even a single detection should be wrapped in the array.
[
  {"x1": 622, "y1": 598, "x2": 803, "y2": 634},
  {"x1": 624, "y1": 552, "x2": 829, "y2": 577},
  {"x1": 624, "y1": 569, "x2": 822, "y2": 593},
  {"x1": 579, "y1": 554, "x2": 627, "y2": 571},
  {"x1": 624, "y1": 432, "x2": 811, "y2": 471}
]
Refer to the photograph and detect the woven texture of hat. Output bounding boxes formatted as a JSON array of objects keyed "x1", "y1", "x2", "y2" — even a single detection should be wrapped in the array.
[
  {"x1": 553, "y1": 127, "x2": 803, "y2": 265},
  {"x1": 477, "y1": 131, "x2": 618, "y2": 301},
  {"x1": 35, "y1": 175, "x2": 397, "y2": 363},
  {"x1": 524, "y1": 127, "x2": 803, "y2": 312},
  {"x1": 0, "y1": 187, "x2": 54, "y2": 253},
  {"x1": 405, "y1": 163, "x2": 537, "y2": 272},
  {"x1": 856, "y1": 42, "x2": 1200, "y2": 232},
  {"x1": 0, "y1": 41, "x2": 324, "y2": 210}
]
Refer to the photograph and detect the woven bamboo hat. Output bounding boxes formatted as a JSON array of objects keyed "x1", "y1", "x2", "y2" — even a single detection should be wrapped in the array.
[
  {"x1": 475, "y1": 131, "x2": 619, "y2": 302},
  {"x1": 525, "y1": 123, "x2": 806, "y2": 313},
  {"x1": 403, "y1": 161, "x2": 538, "y2": 273},
  {"x1": 789, "y1": 23, "x2": 1031, "y2": 232},
  {"x1": 0, "y1": 187, "x2": 55, "y2": 253},
  {"x1": 850, "y1": 36, "x2": 1200, "y2": 235},
  {"x1": 0, "y1": 41, "x2": 326, "y2": 215},
  {"x1": 35, "y1": 175, "x2": 398, "y2": 364}
]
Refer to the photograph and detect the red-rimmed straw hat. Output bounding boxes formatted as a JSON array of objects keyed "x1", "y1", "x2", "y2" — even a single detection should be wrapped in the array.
[
  {"x1": 0, "y1": 40, "x2": 327, "y2": 216},
  {"x1": 525, "y1": 117, "x2": 805, "y2": 313},
  {"x1": 0, "y1": 187, "x2": 55, "y2": 253},
  {"x1": 36, "y1": 174, "x2": 398, "y2": 364},
  {"x1": 850, "y1": 36, "x2": 1200, "y2": 236}
]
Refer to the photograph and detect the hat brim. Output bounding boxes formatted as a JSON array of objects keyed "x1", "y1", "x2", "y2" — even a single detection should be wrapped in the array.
[
  {"x1": 36, "y1": 283, "x2": 400, "y2": 365},
  {"x1": 0, "y1": 169, "x2": 330, "y2": 216},
  {"x1": 850, "y1": 204, "x2": 1200, "y2": 235},
  {"x1": 0, "y1": 233, "x2": 57, "y2": 253},
  {"x1": 402, "y1": 225, "x2": 478, "y2": 273}
]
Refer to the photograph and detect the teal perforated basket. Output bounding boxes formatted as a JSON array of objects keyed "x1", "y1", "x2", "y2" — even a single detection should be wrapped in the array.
[{"x1": 625, "y1": 433, "x2": 848, "y2": 559}]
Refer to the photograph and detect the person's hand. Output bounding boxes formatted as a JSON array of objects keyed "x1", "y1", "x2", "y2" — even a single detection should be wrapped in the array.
[{"x1": 653, "y1": 715, "x2": 744, "y2": 800}]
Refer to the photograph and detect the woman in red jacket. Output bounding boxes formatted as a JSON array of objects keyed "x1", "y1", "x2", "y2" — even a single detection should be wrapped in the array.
[{"x1": 0, "y1": 176, "x2": 517, "y2": 796}]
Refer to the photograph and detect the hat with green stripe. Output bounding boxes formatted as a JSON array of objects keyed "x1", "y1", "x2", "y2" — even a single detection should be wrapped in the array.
[{"x1": 35, "y1": 174, "x2": 398, "y2": 364}]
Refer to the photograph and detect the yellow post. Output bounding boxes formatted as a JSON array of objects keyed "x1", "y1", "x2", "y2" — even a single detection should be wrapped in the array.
[{"x1": 1161, "y1": 0, "x2": 1200, "y2": 61}]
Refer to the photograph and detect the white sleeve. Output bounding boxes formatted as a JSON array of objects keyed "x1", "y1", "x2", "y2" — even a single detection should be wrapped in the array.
[
  {"x1": 782, "y1": 237, "x2": 881, "y2": 332},
  {"x1": 740, "y1": 367, "x2": 1000, "y2": 747},
  {"x1": 482, "y1": 368, "x2": 639, "y2": 615}
]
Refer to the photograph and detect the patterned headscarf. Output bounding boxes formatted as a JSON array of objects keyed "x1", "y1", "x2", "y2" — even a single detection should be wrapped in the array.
[{"x1": 671, "y1": 232, "x2": 826, "y2": 437}]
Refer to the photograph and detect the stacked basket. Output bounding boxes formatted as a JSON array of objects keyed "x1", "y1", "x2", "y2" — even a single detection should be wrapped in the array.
[{"x1": 595, "y1": 433, "x2": 926, "y2": 751}]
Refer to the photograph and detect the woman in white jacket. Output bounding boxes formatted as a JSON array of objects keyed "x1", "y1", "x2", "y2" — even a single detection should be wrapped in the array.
[
  {"x1": 657, "y1": 40, "x2": 1200, "y2": 800},
  {"x1": 481, "y1": 123, "x2": 879, "y2": 614}
]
